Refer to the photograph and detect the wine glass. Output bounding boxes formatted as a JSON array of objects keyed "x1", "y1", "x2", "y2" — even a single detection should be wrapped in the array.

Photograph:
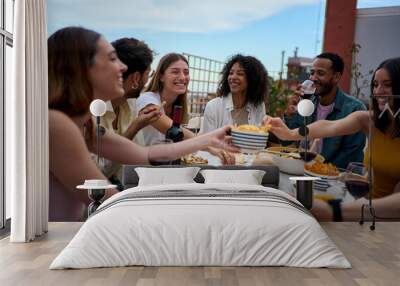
[
  {"x1": 148, "y1": 139, "x2": 174, "y2": 165},
  {"x1": 301, "y1": 80, "x2": 316, "y2": 99},
  {"x1": 182, "y1": 113, "x2": 202, "y2": 135},
  {"x1": 344, "y1": 162, "x2": 369, "y2": 199}
]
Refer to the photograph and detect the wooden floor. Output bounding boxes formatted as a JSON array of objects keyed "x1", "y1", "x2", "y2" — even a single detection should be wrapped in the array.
[{"x1": 1, "y1": 222, "x2": 400, "y2": 286}]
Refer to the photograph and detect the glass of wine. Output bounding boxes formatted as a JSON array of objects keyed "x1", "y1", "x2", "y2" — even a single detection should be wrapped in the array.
[
  {"x1": 301, "y1": 80, "x2": 316, "y2": 99},
  {"x1": 182, "y1": 113, "x2": 202, "y2": 135},
  {"x1": 344, "y1": 162, "x2": 369, "y2": 199},
  {"x1": 148, "y1": 139, "x2": 174, "y2": 165}
]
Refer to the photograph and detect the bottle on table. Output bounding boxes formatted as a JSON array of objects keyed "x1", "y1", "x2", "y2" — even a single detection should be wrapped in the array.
[{"x1": 165, "y1": 105, "x2": 184, "y2": 164}]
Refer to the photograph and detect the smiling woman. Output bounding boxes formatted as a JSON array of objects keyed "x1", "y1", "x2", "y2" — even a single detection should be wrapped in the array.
[
  {"x1": 202, "y1": 54, "x2": 268, "y2": 133},
  {"x1": 48, "y1": 30, "x2": 236, "y2": 221},
  {"x1": 136, "y1": 53, "x2": 191, "y2": 146}
]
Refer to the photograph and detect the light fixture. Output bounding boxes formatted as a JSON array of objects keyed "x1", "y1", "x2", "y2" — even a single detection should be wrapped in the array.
[
  {"x1": 297, "y1": 99, "x2": 315, "y2": 117},
  {"x1": 89, "y1": 99, "x2": 107, "y2": 166},
  {"x1": 297, "y1": 99, "x2": 314, "y2": 162},
  {"x1": 291, "y1": 98, "x2": 317, "y2": 210}
]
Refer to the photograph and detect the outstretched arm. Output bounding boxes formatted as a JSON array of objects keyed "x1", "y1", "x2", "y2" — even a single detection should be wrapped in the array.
[
  {"x1": 312, "y1": 191, "x2": 400, "y2": 221},
  {"x1": 92, "y1": 125, "x2": 238, "y2": 165},
  {"x1": 263, "y1": 111, "x2": 369, "y2": 141}
]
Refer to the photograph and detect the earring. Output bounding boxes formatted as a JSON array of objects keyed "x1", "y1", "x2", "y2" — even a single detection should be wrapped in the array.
[{"x1": 131, "y1": 83, "x2": 139, "y2": 90}]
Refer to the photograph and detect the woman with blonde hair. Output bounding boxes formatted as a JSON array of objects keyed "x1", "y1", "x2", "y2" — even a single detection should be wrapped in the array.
[{"x1": 49, "y1": 28, "x2": 236, "y2": 221}]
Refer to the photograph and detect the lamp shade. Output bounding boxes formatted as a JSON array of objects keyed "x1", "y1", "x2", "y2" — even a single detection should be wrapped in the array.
[
  {"x1": 297, "y1": 99, "x2": 315, "y2": 117},
  {"x1": 89, "y1": 99, "x2": 107, "y2": 117}
]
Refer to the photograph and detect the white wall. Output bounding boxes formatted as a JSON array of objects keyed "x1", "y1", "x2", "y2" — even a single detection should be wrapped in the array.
[{"x1": 352, "y1": 6, "x2": 400, "y2": 99}]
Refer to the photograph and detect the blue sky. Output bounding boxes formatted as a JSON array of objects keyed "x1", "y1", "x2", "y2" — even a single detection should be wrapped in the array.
[{"x1": 47, "y1": 0, "x2": 400, "y2": 77}]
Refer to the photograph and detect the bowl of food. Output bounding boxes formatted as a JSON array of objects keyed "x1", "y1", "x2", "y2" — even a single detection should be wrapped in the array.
[
  {"x1": 231, "y1": 124, "x2": 270, "y2": 152},
  {"x1": 264, "y1": 146, "x2": 324, "y2": 175}
]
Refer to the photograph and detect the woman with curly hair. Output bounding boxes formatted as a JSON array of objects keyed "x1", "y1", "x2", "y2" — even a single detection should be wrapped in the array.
[{"x1": 202, "y1": 54, "x2": 268, "y2": 133}]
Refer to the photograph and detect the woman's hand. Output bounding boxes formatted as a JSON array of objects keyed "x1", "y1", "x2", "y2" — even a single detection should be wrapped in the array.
[
  {"x1": 206, "y1": 125, "x2": 240, "y2": 154},
  {"x1": 310, "y1": 199, "x2": 333, "y2": 221},
  {"x1": 207, "y1": 146, "x2": 236, "y2": 165},
  {"x1": 262, "y1": 116, "x2": 298, "y2": 141}
]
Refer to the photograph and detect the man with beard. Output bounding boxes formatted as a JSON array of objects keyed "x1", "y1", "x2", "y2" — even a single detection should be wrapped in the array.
[
  {"x1": 284, "y1": 52, "x2": 366, "y2": 169},
  {"x1": 100, "y1": 38, "x2": 161, "y2": 186}
]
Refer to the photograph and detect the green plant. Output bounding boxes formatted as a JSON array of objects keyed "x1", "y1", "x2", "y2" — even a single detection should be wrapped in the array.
[
  {"x1": 350, "y1": 43, "x2": 374, "y2": 99},
  {"x1": 267, "y1": 77, "x2": 292, "y2": 117}
]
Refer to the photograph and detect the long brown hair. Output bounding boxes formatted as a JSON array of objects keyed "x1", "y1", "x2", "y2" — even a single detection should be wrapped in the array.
[
  {"x1": 48, "y1": 26, "x2": 102, "y2": 145},
  {"x1": 48, "y1": 26, "x2": 101, "y2": 117},
  {"x1": 371, "y1": 57, "x2": 400, "y2": 138},
  {"x1": 145, "y1": 53, "x2": 189, "y2": 123}
]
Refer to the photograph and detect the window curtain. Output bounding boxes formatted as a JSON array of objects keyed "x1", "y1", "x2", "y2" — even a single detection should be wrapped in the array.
[{"x1": 7, "y1": 0, "x2": 48, "y2": 242}]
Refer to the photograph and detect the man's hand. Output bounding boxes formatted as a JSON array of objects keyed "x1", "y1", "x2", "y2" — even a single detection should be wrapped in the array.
[{"x1": 284, "y1": 84, "x2": 303, "y2": 117}]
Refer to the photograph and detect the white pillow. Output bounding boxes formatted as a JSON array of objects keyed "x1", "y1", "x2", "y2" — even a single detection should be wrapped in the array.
[
  {"x1": 200, "y1": 169, "x2": 266, "y2": 185},
  {"x1": 135, "y1": 167, "x2": 200, "y2": 186}
]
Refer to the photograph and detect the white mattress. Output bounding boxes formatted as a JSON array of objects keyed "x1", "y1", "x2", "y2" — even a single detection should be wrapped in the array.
[{"x1": 50, "y1": 183, "x2": 350, "y2": 269}]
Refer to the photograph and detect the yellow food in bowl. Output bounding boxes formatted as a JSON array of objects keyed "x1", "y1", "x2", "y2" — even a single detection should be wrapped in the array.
[
  {"x1": 305, "y1": 161, "x2": 339, "y2": 176},
  {"x1": 233, "y1": 124, "x2": 271, "y2": 133}
]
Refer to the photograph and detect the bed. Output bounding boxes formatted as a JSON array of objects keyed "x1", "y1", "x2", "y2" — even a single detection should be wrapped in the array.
[{"x1": 50, "y1": 165, "x2": 350, "y2": 269}]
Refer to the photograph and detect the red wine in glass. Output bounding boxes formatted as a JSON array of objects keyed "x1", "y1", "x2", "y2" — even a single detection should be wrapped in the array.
[
  {"x1": 302, "y1": 92, "x2": 314, "y2": 100},
  {"x1": 301, "y1": 80, "x2": 315, "y2": 99},
  {"x1": 148, "y1": 139, "x2": 173, "y2": 165},
  {"x1": 344, "y1": 162, "x2": 369, "y2": 199},
  {"x1": 345, "y1": 179, "x2": 369, "y2": 199}
]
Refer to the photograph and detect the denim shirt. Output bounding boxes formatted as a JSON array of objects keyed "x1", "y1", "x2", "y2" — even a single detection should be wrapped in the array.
[{"x1": 284, "y1": 88, "x2": 367, "y2": 169}]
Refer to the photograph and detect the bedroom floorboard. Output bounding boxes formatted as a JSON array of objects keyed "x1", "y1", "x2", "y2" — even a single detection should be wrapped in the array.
[{"x1": 0, "y1": 222, "x2": 399, "y2": 286}]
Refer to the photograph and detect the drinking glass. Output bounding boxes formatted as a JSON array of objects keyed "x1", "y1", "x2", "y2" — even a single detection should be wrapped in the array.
[
  {"x1": 148, "y1": 139, "x2": 174, "y2": 165},
  {"x1": 344, "y1": 162, "x2": 369, "y2": 199},
  {"x1": 182, "y1": 113, "x2": 202, "y2": 135},
  {"x1": 301, "y1": 80, "x2": 316, "y2": 99}
]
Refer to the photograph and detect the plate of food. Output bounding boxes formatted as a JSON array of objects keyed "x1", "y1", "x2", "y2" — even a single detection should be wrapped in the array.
[
  {"x1": 304, "y1": 161, "x2": 340, "y2": 179},
  {"x1": 263, "y1": 146, "x2": 324, "y2": 175},
  {"x1": 182, "y1": 154, "x2": 208, "y2": 165}
]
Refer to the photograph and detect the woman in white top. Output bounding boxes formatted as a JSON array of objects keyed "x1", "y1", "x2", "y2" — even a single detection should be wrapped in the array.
[
  {"x1": 137, "y1": 53, "x2": 235, "y2": 163},
  {"x1": 203, "y1": 54, "x2": 268, "y2": 133},
  {"x1": 137, "y1": 53, "x2": 190, "y2": 145},
  {"x1": 49, "y1": 28, "x2": 237, "y2": 221}
]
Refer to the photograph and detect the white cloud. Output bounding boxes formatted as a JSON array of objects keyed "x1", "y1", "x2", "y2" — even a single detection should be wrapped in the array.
[{"x1": 47, "y1": 0, "x2": 318, "y2": 33}]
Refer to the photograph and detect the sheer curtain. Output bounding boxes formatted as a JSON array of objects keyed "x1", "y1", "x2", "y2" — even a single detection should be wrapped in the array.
[{"x1": 7, "y1": 0, "x2": 48, "y2": 242}]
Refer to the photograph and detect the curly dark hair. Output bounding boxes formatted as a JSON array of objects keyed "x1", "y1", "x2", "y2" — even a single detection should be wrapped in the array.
[
  {"x1": 371, "y1": 57, "x2": 400, "y2": 137},
  {"x1": 217, "y1": 54, "x2": 268, "y2": 106},
  {"x1": 111, "y1": 37, "x2": 153, "y2": 80}
]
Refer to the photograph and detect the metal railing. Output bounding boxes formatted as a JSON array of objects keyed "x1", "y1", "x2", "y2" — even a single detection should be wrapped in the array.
[{"x1": 183, "y1": 53, "x2": 224, "y2": 114}]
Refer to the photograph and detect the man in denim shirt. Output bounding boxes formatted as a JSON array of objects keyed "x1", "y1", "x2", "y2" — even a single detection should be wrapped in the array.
[{"x1": 284, "y1": 53, "x2": 367, "y2": 169}]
